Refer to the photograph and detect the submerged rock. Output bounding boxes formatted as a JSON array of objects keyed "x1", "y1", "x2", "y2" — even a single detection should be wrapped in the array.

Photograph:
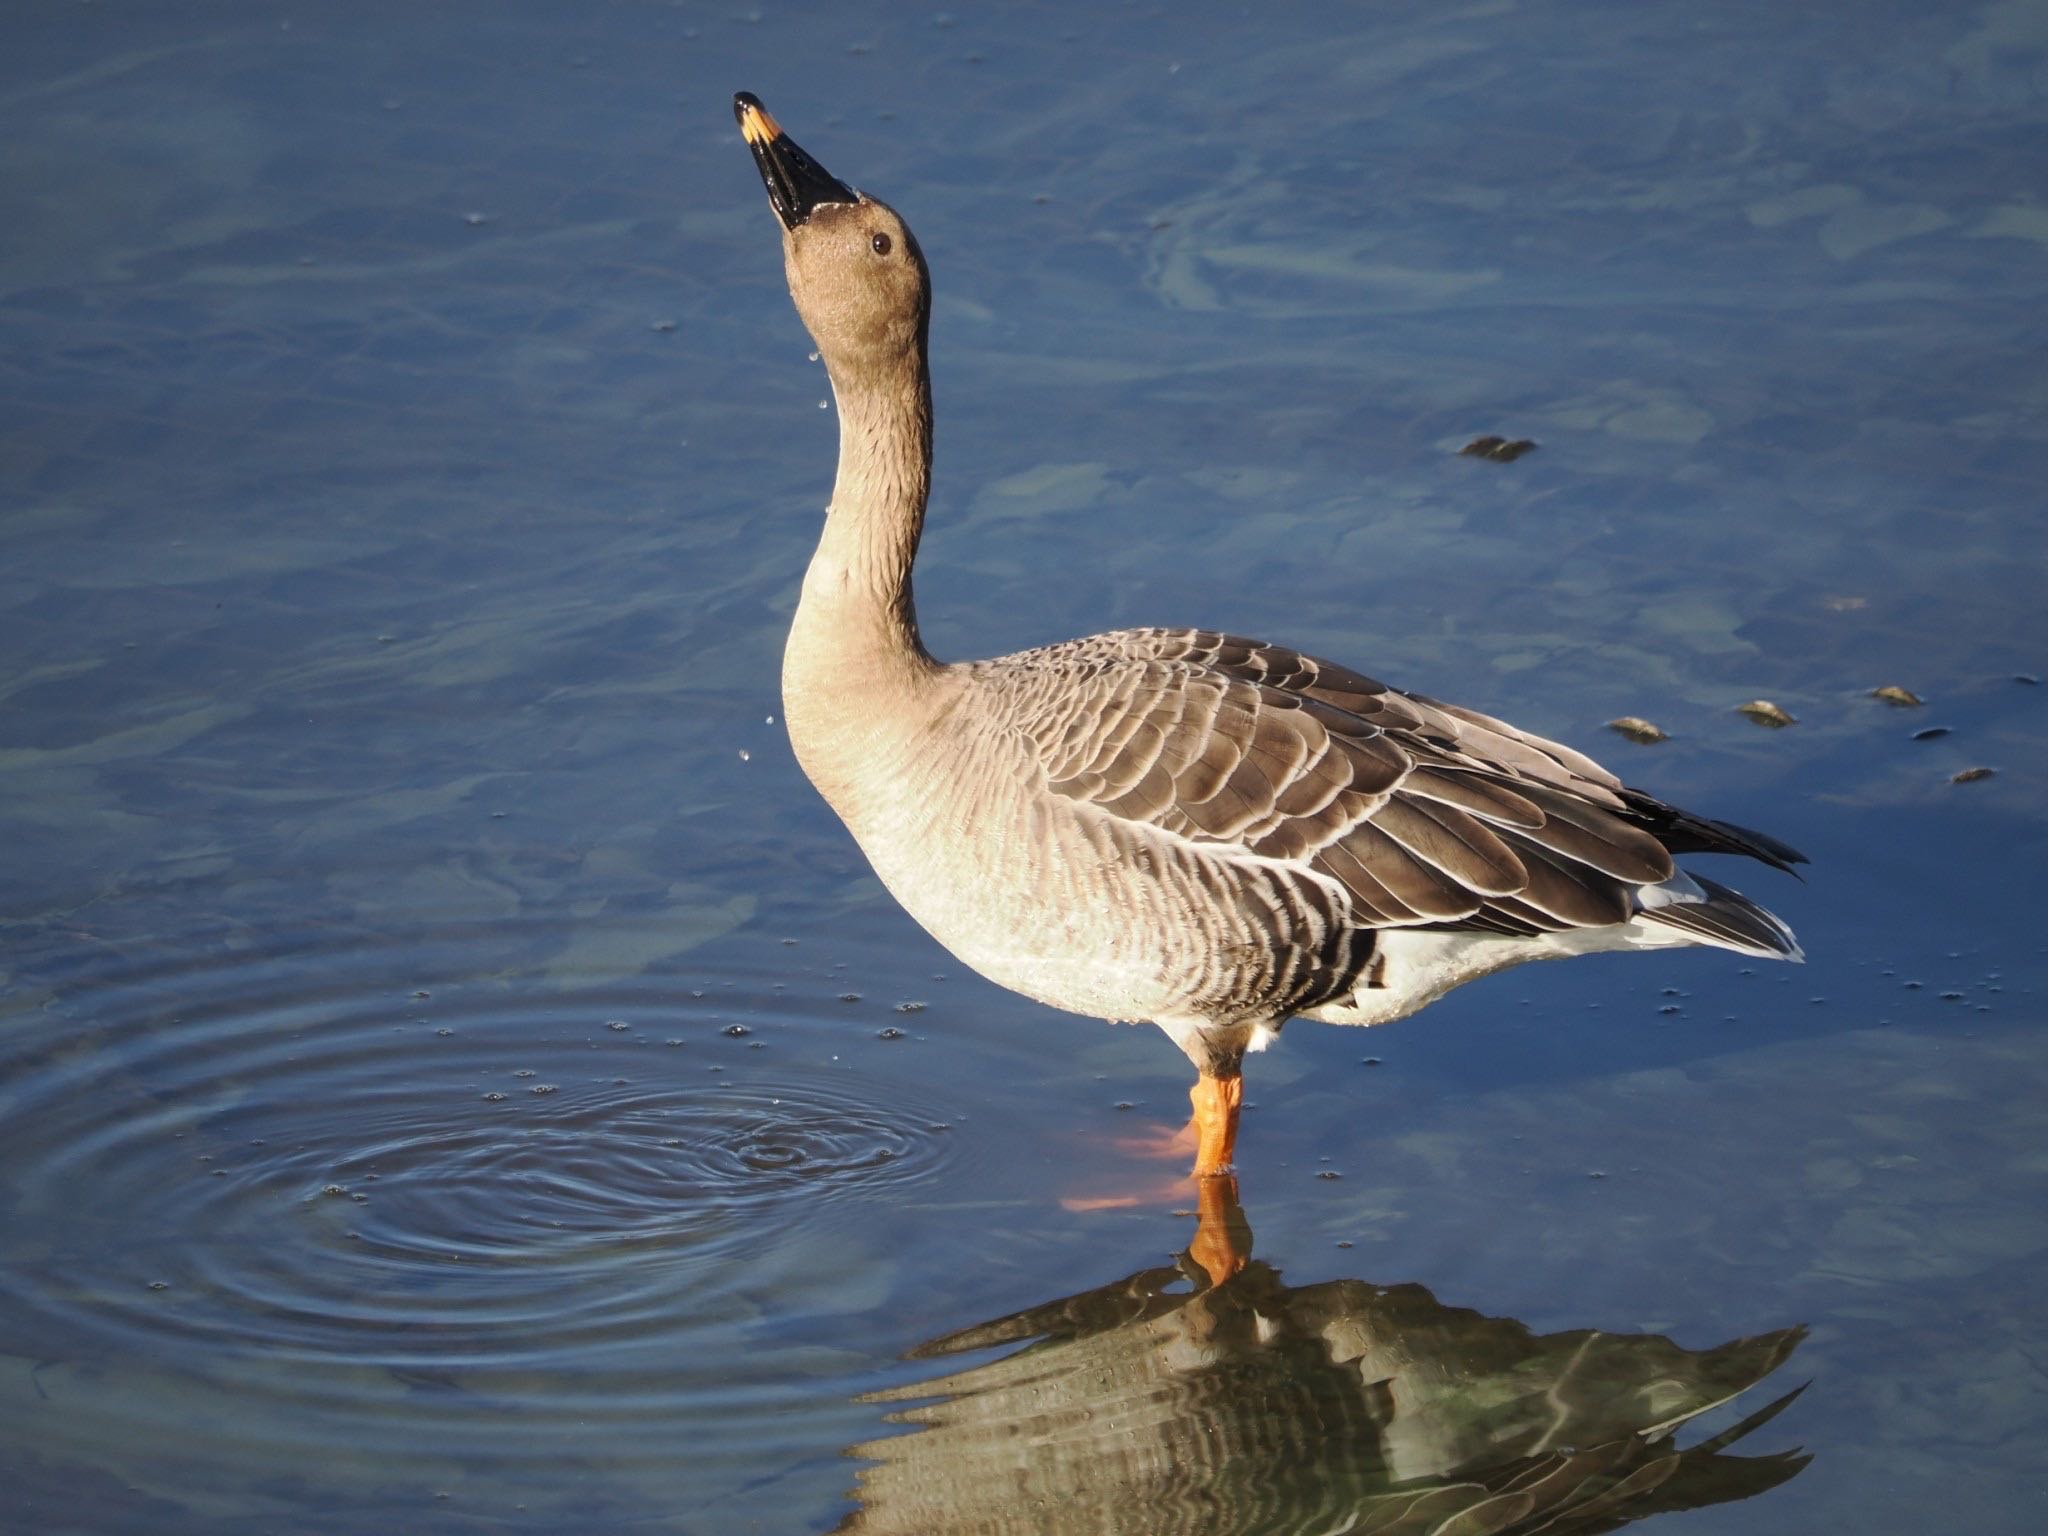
[
  {"x1": 1458, "y1": 434, "x2": 1539, "y2": 462},
  {"x1": 1606, "y1": 716, "x2": 1669, "y2": 744},
  {"x1": 1736, "y1": 700, "x2": 1797, "y2": 728}
]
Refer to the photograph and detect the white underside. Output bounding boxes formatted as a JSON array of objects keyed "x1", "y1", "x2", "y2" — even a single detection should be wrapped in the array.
[
  {"x1": 1299, "y1": 925, "x2": 1647, "y2": 1028},
  {"x1": 1153, "y1": 1016, "x2": 1284, "y2": 1060},
  {"x1": 1298, "y1": 869, "x2": 1797, "y2": 1031}
]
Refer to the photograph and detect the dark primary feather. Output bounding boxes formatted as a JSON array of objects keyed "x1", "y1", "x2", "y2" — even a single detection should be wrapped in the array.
[
  {"x1": 1618, "y1": 789, "x2": 1809, "y2": 877},
  {"x1": 980, "y1": 627, "x2": 1800, "y2": 943}
]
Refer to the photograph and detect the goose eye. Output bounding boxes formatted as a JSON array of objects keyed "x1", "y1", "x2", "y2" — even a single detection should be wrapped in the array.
[{"x1": 869, "y1": 231, "x2": 893, "y2": 256}]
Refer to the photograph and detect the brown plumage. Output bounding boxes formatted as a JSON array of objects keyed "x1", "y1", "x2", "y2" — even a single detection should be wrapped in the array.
[{"x1": 735, "y1": 94, "x2": 1806, "y2": 1177}]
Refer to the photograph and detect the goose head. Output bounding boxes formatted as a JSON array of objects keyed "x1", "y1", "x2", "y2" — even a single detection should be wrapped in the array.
[{"x1": 735, "y1": 93, "x2": 929, "y2": 376}]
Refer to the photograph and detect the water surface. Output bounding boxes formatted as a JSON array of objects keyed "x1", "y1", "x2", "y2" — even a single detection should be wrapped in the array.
[{"x1": 3, "y1": 2, "x2": 2046, "y2": 1532}]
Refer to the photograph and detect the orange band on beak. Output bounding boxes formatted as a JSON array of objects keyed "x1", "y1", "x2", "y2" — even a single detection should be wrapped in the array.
[{"x1": 737, "y1": 98, "x2": 782, "y2": 147}]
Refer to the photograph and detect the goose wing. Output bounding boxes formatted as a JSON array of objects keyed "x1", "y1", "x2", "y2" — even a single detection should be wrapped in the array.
[{"x1": 976, "y1": 627, "x2": 1799, "y2": 939}]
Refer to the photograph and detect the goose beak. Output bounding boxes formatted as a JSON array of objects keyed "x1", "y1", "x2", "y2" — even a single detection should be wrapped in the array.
[{"x1": 734, "y1": 92, "x2": 859, "y2": 230}]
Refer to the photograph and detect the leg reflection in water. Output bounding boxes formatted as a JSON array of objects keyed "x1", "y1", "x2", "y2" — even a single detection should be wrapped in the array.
[{"x1": 839, "y1": 1179, "x2": 1808, "y2": 1535}]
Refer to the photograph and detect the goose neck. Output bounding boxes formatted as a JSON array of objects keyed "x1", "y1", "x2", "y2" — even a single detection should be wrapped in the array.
[{"x1": 792, "y1": 350, "x2": 934, "y2": 670}]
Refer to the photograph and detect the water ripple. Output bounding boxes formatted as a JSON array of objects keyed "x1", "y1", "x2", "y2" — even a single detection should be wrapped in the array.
[{"x1": 0, "y1": 923, "x2": 965, "y2": 1465}]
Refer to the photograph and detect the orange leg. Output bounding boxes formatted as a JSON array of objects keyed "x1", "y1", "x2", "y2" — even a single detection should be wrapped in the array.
[
  {"x1": 1189, "y1": 1071, "x2": 1243, "y2": 1178},
  {"x1": 1187, "y1": 1173, "x2": 1250, "y2": 1286}
]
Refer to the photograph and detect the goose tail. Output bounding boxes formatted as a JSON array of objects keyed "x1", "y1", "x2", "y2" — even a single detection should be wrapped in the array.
[{"x1": 1635, "y1": 871, "x2": 1804, "y2": 961}]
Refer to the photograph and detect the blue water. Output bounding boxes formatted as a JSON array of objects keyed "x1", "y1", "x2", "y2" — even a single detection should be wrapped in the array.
[{"x1": 3, "y1": 2, "x2": 2045, "y2": 1531}]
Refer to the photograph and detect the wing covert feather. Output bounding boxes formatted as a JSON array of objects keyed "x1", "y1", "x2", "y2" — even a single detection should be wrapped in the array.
[{"x1": 969, "y1": 626, "x2": 1732, "y2": 941}]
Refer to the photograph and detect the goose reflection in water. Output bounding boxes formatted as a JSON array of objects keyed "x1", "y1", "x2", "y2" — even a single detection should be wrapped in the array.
[{"x1": 838, "y1": 1181, "x2": 1807, "y2": 1535}]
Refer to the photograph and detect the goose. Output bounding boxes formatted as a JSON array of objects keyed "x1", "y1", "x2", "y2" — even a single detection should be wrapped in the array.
[{"x1": 733, "y1": 93, "x2": 1805, "y2": 1179}]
